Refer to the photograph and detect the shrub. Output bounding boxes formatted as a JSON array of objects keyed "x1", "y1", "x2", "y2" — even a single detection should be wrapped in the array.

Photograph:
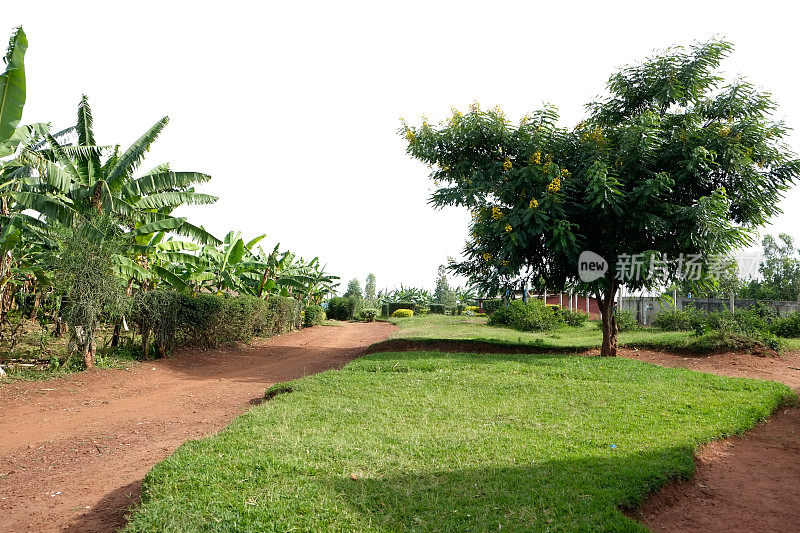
[
  {"x1": 614, "y1": 310, "x2": 638, "y2": 332},
  {"x1": 381, "y1": 303, "x2": 389, "y2": 317},
  {"x1": 346, "y1": 296, "x2": 362, "y2": 320},
  {"x1": 392, "y1": 308, "x2": 414, "y2": 318},
  {"x1": 326, "y1": 297, "x2": 351, "y2": 321},
  {"x1": 772, "y1": 312, "x2": 800, "y2": 337},
  {"x1": 388, "y1": 302, "x2": 416, "y2": 315},
  {"x1": 304, "y1": 305, "x2": 326, "y2": 327},
  {"x1": 465, "y1": 306, "x2": 480, "y2": 313},
  {"x1": 652, "y1": 307, "x2": 698, "y2": 331},
  {"x1": 482, "y1": 299, "x2": 504, "y2": 314},
  {"x1": 429, "y1": 304, "x2": 446, "y2": 314},
  {"x1": 455, "y1": 304, "x2": 464, "y2": 315},
  {"x1": 558, "y1": 308, "x2": 588, "y2": 327},
  {"x1": 488, "y1": 300, "x2": 562, "y2": 332},
  {"x1": 360, "y1": 307, "x2": 379, "y2": 322},
  {"x1": 135, "y1": 292, "x2": 301, "y2": 355}
]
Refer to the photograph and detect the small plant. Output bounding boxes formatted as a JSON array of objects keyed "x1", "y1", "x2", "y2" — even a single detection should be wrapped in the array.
[
  {"x1": 772, "y1": 312, "x2": 800, "y2": 338},
  {"x1": 359, "y1": 307, "x2": 378, "y2": 322},
  {"x1": 614, "y1": 310, "x2": 638, "y2": 332},
  {"x1": 392, "y1": 309, "x2": 414, "y2": 318}
]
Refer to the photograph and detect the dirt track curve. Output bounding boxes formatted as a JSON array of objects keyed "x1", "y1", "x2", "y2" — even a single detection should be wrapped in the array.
[{"x1": 0, "y1": 321, "x2": 396, "y2": 532}]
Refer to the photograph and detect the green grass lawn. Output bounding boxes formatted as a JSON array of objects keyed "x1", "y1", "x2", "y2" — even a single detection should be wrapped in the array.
[
  {"x1": 125, "y1": 351, "x2": 793, "y2": 532},
  {"x1": 387, "y1": 314, "x2": 694, "y2": 351},
  {"x1": 386, "y1": 314, "x2": 800, "y2": 352}
]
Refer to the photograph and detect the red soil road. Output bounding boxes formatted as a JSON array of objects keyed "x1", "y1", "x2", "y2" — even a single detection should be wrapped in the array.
[
  {"x1": 618, "y1": 348, "x2": 800, "y2": 533},
  {"x1": 0, "y1": 321, "x2": 397, "y2": 533}
]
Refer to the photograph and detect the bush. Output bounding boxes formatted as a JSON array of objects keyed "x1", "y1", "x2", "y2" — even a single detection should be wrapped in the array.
[
  {"x1": 465, "y1": 306, "x2": 480, "y2": 313},
  {"x1": 558, "y1": 308, "x2": 588, "y2": 327},
  {"x1": 381, "y1": 303, "x2": 389, "y2": 317},
  {"x1": 304, "y1": 305, "x2": 325, "y2": 327},
  {"x1": 488, "y1": 300, "x2": 562, "y2": 332},
  {"x1": 772, "y1": 312, "x2": 800, "y2": 338},
  {"x1": 482, "y1": 299, "x2": 504, "y2": 314},
  {"x1": 392, "y1": 308, "x2": 414, "y2": 318},
  {"x1": 614, "y1": 310, "x2": 638, "y2": 332},
  {"x1": 388, "y1": 302, "x2": 416, "y2": 315},
  {"x1": 135, "y1": 292, "x2": 301, "y2": 356},
  {"x1": 326, "y1": 297, "x2": 351, "y2": 321},
  {"x1": 652, "y1": 307, "x2": 698, "y2": 331},
  {"x1": 429, "y1": 304, "x2": 446, "y2": 314},
  {"x1": 360, "y1": 307, "x2": 379, "y2": 322}
]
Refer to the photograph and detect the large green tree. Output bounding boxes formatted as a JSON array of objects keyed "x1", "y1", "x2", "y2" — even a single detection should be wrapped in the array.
[
  {"x1": 403, "y1": 40, "x2": 800, "y2": 356},
  {"x1": 740, "y1": 233, "x2": 800, "y2": 301}
]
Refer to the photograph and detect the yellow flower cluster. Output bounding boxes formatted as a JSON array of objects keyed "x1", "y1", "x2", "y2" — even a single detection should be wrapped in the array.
[
  {"x1": 491, "y1": 206, "x2": 504, "y2": 220},
  {"x1": 405, "y1": 129, "x2": 416, "y2": 143},
  {"x1": 504, "y1": 223, "x2": 512, "y2": 233},
  {"x1": 560, "y1": 168, "x2": 571, "y2": 179},
  {"x1": 545, "y1": 153, "x2": 553, "y2": 164},
  {"x1": 547, "y1": 177, "x2": 561, "y2": 193},
  {"x1": 581, "y1": 126, "x2": 606, "y2": 145},
  {"x1": 503, "y1": 158, "x2": 513, "y2": 170},
  {"x1": 500, "y1": 260, "x2": 509, "y2": 266},
  {"x1": 720, "y1": 126, "x2": 731, "y2": 137},
  {"x1": 470, "y1": 100, "x2": 480, "y2": 112},
  {"x1": 530, "y1": 151, "x2": 542, "y2": 165},
  {"x1": 529, "y1": 198, "x2": 539, "y2": 209},
  {"x1": 483, "y1": 252, "x2": 492, "y2": 262}
]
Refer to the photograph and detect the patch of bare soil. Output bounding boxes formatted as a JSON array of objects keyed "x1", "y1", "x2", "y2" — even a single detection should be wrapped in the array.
[
  {"x1": 619, "y1": 348, "x2": 800, "y2": 533},
  {"x1": 0, "y1": 321, "x2": 396, "y2": 533}
]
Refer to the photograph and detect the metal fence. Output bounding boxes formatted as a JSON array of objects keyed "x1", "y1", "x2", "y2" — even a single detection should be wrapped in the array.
[{"x1": 619, "y1": 295, "x2": 800, "y2": 325}]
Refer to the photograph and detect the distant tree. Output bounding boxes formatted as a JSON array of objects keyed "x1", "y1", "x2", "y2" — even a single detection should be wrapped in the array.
[
  {"x1": 402, "y1": 40, "x2": 800, "y2": 356},
  {"x1": 344, "y1": 278, "x2": 362, "y2": 300},
  {"x1": 740, "y1": 234, "x2": 800, "y2": 301},
  {"x1": 364, "y1": 273, "x2": 377, "y2": 304},
  {"x1": 433, "y1": 264, "x2": 456, "y2": 306}
]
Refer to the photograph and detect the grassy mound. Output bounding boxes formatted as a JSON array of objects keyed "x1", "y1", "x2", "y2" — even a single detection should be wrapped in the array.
[{"x1": 125, "y1": 351, "x2": 792, "y2": 531}]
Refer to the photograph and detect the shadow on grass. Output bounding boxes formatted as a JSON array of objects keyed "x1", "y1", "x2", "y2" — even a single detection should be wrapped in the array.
[{"x1": 327, "y1": 448, "x2": 693, "y2": 532}]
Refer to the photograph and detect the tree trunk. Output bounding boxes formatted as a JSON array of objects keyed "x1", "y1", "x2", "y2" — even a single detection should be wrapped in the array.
[
  {"x1": 598, "y1": 285, "x2": 618, "y2": 357},
  {"x1": 83, "y1": 337, "x2": 95, "y2": 369}
]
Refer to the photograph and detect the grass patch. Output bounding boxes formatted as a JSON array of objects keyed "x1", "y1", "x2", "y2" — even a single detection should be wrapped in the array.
[
  {"x1": 125, "y1": 351, "x2": 793, "y2": 532},
  {"x1": 388, "y1": 314, "x2": 799, "y2": 353}
]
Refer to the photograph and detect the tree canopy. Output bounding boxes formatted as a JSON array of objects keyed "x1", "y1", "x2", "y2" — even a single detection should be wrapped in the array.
[{"x1": 402, "y1": 39, "x2": 800, "y2": 355}]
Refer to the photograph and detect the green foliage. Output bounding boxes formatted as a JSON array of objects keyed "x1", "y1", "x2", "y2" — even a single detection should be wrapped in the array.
[
  {"x1": 428, "y1": 303, "x2": 446, "y2": 314},
  {"x1": 558, "y1": 308, "x2": 588, "y2": 327},
  {"x1": 364, "y1": 273, "x2": 377, "y2": 305},
  {"x1": 134, "y1": 292, "x2": 301, "y2": 354},
  {"x1": 614, "y1": 310, "x2": 638, "y2": 332},
  {"x1": 488, "y1": 299, "x2": 563, "y2": 332},
  {"x1": 387, "y1": 302, "x2": 415, "y2": 316},
  {"x1": 304, "y1": 305, "x2": 326, "y2": 328},
  {"x1": 359, "y1": 307, "x2": 379, "y2": 322},
  {"x1": 403, "y1": 39, "x2": 800, "y2": 356},
  {"x1": 481, "y1": 299, "x2": 504, "y2": 314},
  {"x1": 326, "y1": 297, "x2": 351, "y2": 321},
  {"x1": 739, "y1": 234, "x2": 800, "y2": 301},
  {"x1": 344, "y1": 278, "x2": 363, "y2": 300},
  {"x1": 772, "y1": 312, "x2": 800, "y2": 338},
  {"x1": 391, "y1": 308, "x2": 414, "y2": 318},
  {"x1": 652, "y1": 307, "x2": 700, "y2": 331}
]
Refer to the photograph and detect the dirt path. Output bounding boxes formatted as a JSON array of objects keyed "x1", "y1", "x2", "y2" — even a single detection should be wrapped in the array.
[
  {"x1": 0, "y1": 321, "x2": 396, "y2": 533},
  {"x1": 619, "y1": 349, "x2": 800, "y2": 533}
]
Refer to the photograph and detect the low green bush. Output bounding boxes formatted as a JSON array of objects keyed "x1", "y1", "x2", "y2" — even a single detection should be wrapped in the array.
[
  {"x1": 304, "y1": 305, "x2": 325, "y2": 327},
  {"x1": 429, "y1": 304, "x2": 446, "y2": 314},
  {"x1": 558, "y1": 308, "x2": 588, "y2": 327},
  {"x1": 392, "y1": 308, "x2": 414, "y2": 318},
  {"x1": 652, "y1": 307, "x2": 699, "y2": 331},
  {"x1": 614, "y1": 310, "x2": 638, "y2": 332},
  {"x1": 326, "y1": 297, "x2": 350, "y2": 321},
  {"x1": 464, "y1": 306, "x2": 480, "y2": 313},
  {"x1": 482, "y1": 299, "x2": 504, "y2": 314},
  {"x1": 772, "y1": 312, "x2": 800, "y2": 337},
  {"x1": 134, "y1": 292, "x2": 301, "y2": 356},
  {"x1": 488, "y1": 300, "x2": 563, "y2": 332},
  {"x1": 360, "y1": 307, "x2": 379, "y2": 322}
]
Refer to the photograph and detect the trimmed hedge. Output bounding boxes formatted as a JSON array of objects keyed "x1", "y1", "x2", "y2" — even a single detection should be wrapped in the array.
[
  {"x1": 304, "y1": 305, "x2": 326, "y2": 327},
  {"x1": 429, "y1": 304, "x2": 446, "y2": 314},
  {"x1": 482, "y1": 299, "x2": 504, "y2": 314},
  {"x1": 388, "y1": 302, "x2": 415, "y2": 315},
  {"x1": 392, "y1": 308, "x2": 414, "y2": 318},
  {"x1": 359, "y1": 307, "x2": 379, "y2": 322},
  {"x1": 134, "y1": 291, "x2": 301, "y2": 356}
]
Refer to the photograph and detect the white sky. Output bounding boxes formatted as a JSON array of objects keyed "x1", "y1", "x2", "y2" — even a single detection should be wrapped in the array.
[{"x1": 7, "y1": 0, "x2": 800, "y2": 294}]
